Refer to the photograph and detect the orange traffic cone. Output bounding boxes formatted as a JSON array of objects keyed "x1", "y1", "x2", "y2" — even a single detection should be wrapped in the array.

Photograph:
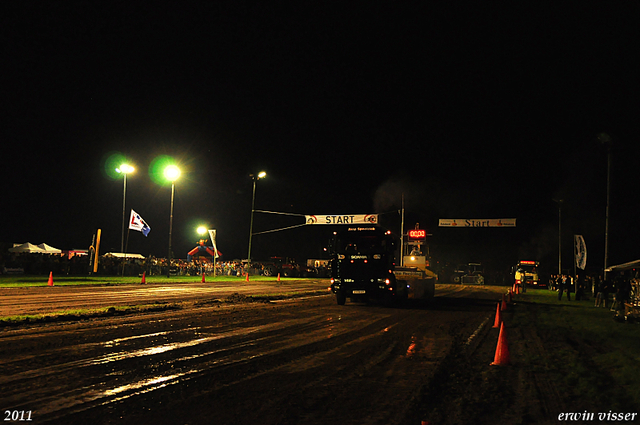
[
  {"x1": 490, "y1": 322, "x2": 510, "y2": 366},
  {"x1": 501, "y1": 294, "x2": 507, "y2": 311},
  {"x1": 508, "y1": 288, "x2": 513, "y2": 303},
  {"x1": 141, "y1": 272, "x2": 146, "y2": 284},
  {"x1": 277, "y1": 273, "x2": 281, "y2": 282},
  {"x1": 202, "y1": 272, "x2": 206, "y2": 283},
  {"x1": 245, "y1": 273, "x2": 249, "y2": 282},
  {"x1": 47, "y1": 271, "x2": 54, "y2": 287},
  {"x1": 492, "y1": 302, "x2": 502, "y2": 328}
]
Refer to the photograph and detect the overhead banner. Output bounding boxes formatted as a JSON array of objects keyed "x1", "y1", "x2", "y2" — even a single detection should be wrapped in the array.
[
  {"x1": 305, "y1": 214, "x2": 378, "y2": 225},
  {"x1": 574, "y1": 235, "x2": 587, "y2": 270},
  {"x1": 438, "y1": 218, "x2": 516, "y2": 228}
]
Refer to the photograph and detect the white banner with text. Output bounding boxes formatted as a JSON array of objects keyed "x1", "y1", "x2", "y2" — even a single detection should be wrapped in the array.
[
  {"x1": 305, "y1": 214, "x2": 378, "y2": 225},
  {"x1": 438, "y1": 218, "x2": 516, "y2": 228}
]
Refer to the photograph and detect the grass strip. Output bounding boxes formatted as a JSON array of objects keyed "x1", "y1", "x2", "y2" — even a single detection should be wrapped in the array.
[{"x1": 512, "y1": 289, "x2": 640, "y2": 413}]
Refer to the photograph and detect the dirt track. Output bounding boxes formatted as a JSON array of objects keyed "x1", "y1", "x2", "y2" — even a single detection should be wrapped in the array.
[
  {"x1": 0, "y1": 283, "x2": 553, "y2": 424},
  {"x1": 0, "y1": 279, "x2": 331, "y2": 317}
]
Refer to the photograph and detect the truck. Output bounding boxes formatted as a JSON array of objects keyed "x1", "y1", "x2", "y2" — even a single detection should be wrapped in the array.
[
  {"x1": 329, "y1": 226, "x2": 435, "y2": 305},
  {"x1": 250, "y1": 257, "x2": 299, "y2": 277},
  {"x1": 514, "y1": 260, "x2": 542, "y2": 287}
]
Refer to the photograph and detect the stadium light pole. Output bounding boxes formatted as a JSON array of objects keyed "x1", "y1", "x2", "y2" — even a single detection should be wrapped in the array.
[
  {"x1": 553, "y1": 199, "x2": 563, "y2": 275},
  {"x1": 247, "y1": 171, "x2": 266, "y2": 265},
  {"x1": 598, "y1": 133, "x2": 613, "y2": 280},
  {"x1": 116, "y1": 164, "x2": 134, "y2": 253},
  {"x1": 164, "y1": 165, "x2": 181, "y2": 277}
]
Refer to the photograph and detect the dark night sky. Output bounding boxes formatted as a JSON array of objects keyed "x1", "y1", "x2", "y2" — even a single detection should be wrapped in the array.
[{"x1": 2, "y1": 2, "x2": 640, "y2": 274}]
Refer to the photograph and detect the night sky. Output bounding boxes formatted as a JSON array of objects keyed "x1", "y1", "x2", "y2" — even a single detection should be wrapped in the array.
[{"x1": 3, "y1": 2, "x2": 640, "y2": 275}]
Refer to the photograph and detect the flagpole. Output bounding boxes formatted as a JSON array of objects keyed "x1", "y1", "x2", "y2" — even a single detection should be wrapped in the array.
[
  {"x1": 573, "y1": 235, "x2": 576, "y2": 278},
  {"x1": 122, "y1": 228, "x2": 130, "y2": 276}
]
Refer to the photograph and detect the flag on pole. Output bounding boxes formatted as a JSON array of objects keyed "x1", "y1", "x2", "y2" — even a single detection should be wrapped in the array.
[
  {"x1": 574, "y1": 235, "x2": 587, "y2": 270},
  {"x1": 208, "y1": 229, "x2": 220, "y2": 258},
  {"x1": 129, "y1": 209, "x2": 151, "y2": 236}
]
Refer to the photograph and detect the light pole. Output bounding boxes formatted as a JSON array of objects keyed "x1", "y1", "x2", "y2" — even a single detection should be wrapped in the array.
[
  {"x1": 247, "y1": 171, "x2": 266, "y2": 265},
  {"x1": 116, "y1": 164, "x2": 134, "y2": 253},
  {"x1": 164, "y1": 165, "x2": 181, "y2": 277},
  {"x1": 553, "y1": 199, "x2": 563, "y2": 275},
  {"x1": 598, "y1": 133, "x2": 613, "y2": 280}
]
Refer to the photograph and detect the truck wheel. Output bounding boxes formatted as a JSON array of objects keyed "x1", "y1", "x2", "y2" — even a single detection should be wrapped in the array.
[
  {"x1": 336, "y1": 290, "x2": 346, "y2": 305},
  {"x1": 263, "y1": 267, "x2": 274, "y2": 277}
]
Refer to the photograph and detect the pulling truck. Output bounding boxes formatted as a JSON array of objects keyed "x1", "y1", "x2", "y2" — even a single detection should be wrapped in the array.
[
  {"x1": 330, "y1": 226, "x2": 435, "y2": 305},
  {"x1": 514, "y1": 260, "x2": 542, "y2": 287}
]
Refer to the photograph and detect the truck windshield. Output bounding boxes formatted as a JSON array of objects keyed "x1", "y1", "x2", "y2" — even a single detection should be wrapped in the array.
[
  {"x1": 518, "y1": 264, "x2": 537, "y2": 272},
  {"x1": 336, "y1": 234, "x2": 389, "y2": 254}
]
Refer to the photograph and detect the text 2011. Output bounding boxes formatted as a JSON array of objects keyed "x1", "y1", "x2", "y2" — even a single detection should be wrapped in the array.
[{"x1": 4, "y1": 411, "x2": 32, "y2": 422}]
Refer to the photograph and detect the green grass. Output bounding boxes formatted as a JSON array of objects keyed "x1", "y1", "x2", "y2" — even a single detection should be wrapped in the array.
[
  {"x1": 513, "y1": 289, "x2": 640, "y2": 412},
  {"x1": 0, "y1": 274, "x2": 305, "y2": 288}
]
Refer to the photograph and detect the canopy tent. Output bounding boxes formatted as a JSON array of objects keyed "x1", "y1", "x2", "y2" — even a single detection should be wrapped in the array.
[
  {"x1": 38, "y1": 243, "x2": 62, "y2": 253},
  {"x1": 9, "y1": 243, "x2": 46, "y2": 253},
  {"x1": 605, "y1": 259, "x2": 640, "y2": 272},
  {"x1": 104, "y1": 252, "x2": 146, "y2": 259}
]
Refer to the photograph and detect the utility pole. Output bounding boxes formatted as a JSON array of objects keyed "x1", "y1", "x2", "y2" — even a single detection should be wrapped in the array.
[{"x1": 599, "y1": 133, "x2": 612, "y2": 280}]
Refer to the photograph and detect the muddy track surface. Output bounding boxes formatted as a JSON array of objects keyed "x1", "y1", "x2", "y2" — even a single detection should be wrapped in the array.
[
  {"x1": 0, "y1": 284, "x2": 509, "y2": 425},
  {"x1": 0, "y1": 280, "x2": 331, "y2": 317}
]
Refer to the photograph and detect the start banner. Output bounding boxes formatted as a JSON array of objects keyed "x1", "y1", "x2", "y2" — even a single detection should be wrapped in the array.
[
  {"x1": 305, "y1": 214, "x2": 378, "y2": 225},
  {"x1": 438, "y1": 218, "x2": 516, "y2": 228}
]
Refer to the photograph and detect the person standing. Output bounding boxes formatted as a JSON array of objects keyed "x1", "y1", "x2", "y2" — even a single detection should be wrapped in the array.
[
  {"x1": 558, "y1": 274, "x2": 571, "y2": 301},
  {"x1": 595, "y1": 275, "x2": 605, "y2": 307}
]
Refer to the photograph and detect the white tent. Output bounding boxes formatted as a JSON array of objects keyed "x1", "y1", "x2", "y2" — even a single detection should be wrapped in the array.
[
  {"x1": 38, "y1": 243, "x2": 62, "y2": 253},
  {"x1": 605, "y1": 259, "x2": 640, "y2": 272},
  {"x1": 9, "y1": 243, "x2": 46, "y2": 253}
]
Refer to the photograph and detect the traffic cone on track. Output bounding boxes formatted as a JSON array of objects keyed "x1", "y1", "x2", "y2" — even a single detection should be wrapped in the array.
[
  {"x1": 490, "y1": 322, "x2": 510, "y2": 366},
  {"x1": 202, "y1": 272, "x2": 206, "y2": 283},
  {"x1": 47, "y1": 271, "x2": 54, "y2": 287},
  {"x1": 501, "y1": 294, "x2": 508, "y2": 311},
  {"x1": 492, "y1": 302, "x2": 502, "y2": 328},
  {"x1": 141, "y1": 272, "x2": 146, "y2": 284},
  {"x1": 245, "y1": 273, "x2": 249, "y2": 282},
  {"x1": 277, "y1": 273, "x2": 281, "y2": 282}
]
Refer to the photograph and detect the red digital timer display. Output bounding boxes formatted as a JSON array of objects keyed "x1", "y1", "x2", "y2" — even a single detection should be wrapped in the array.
[{"x1": 408, "y1": 229, "x2": 426, "y2": 239}]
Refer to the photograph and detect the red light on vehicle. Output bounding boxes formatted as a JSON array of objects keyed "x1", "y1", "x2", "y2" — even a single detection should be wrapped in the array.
[
  {"x1": 408, "y1": 229, "x2": 426, "y2": 239},
  {"x1": 520, "y1": 260, "x2": 536, "y2": 265}
]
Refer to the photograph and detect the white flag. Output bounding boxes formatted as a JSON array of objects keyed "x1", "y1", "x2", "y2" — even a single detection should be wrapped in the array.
[
  {"x1": 574, "y1": 235, "x2": 587, "y2": 270},
  {"x1": 129, "y1": 209, "x2": 151, "y2": 237},
  {"x1": 208, "y1": 229, "x2": 220, "y2": 258}
]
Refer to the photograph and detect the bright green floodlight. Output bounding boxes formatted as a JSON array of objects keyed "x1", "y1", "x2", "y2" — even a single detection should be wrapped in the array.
[
  {"x1": 164, "y1": 165, "x2": 181, "y2": 182},
  {"x1": 197, "y1": 226, "x2": 207, "y2": 236}
]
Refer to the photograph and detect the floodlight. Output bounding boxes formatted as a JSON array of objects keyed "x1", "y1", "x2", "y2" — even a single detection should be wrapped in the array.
[{"x1": 164, "y1": 165, "x2": 181, "y2": 182}]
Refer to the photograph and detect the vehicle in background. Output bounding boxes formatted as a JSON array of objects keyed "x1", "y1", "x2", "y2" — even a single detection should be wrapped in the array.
[
  {"x1": 329, "y1": 226, "x2": 435, "y2": 305},
  {"x1": 452, "y1": 262, "x2": 484, "y2": 284},
  {"x1": 514, "y1": 260, "x2": 542, "y2": 287},
  {"x1": 250, "y1": 257, "x2": 299, "y2": 277}
]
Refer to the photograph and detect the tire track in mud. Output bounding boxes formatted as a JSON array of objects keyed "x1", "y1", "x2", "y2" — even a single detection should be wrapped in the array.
[
  {"x1": 3, "y1": 302, "x2": 403, "y2": 423},
  {"x1": 1, "y1": 285, "x2": 505, "y2": 425}
]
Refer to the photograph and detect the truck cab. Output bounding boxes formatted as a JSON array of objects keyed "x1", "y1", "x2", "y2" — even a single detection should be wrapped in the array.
[
  {"x1": 514, "y1": 260, "x2": 542, "y2": 287},
  {"x1": 330, "y1": 227, "x2": 401, "y2": 305}
]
